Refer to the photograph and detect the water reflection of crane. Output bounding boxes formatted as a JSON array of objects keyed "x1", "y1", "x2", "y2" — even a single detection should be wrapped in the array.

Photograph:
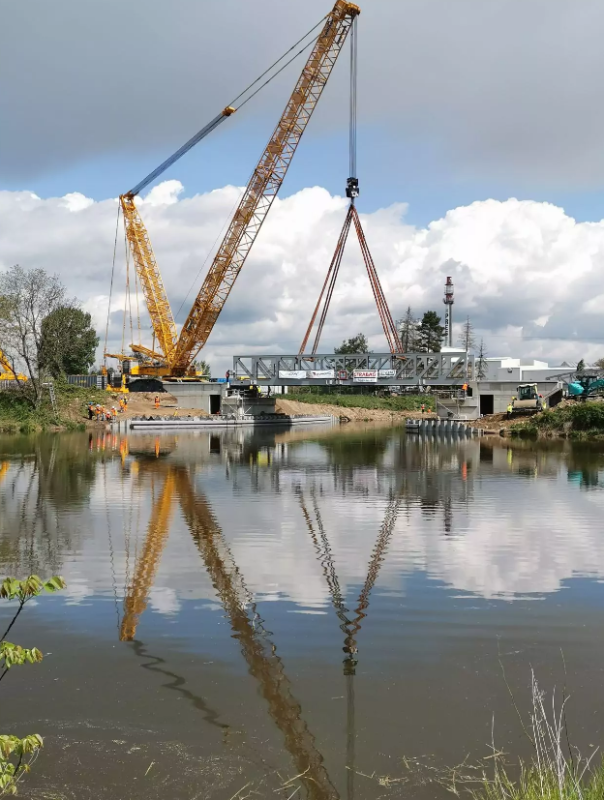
[
  {"x1": 298, "y1": 487, "x2": 401, "y2": 800},
  {"x1": 120, "y1": 472, "x2": 176, "y2": 640},
  {"x1": 120, "y1": 464, "x2": 339, "y2": 800}
]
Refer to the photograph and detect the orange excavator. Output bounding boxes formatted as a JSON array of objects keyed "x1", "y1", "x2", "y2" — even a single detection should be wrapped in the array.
[{"x1": 108, "y1": 1, "x2": 360, "y2": 380}]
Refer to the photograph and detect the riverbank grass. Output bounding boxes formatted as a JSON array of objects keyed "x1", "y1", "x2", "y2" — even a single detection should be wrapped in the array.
[
  {"x1": 465, "y1": 761, "x2": 604, "y2": 800},
  {"x1": 0, "y1": 382, "x2": 107, "y2": 433},
  {"x1": 290, "y1": 392, "x2": 434, "y2": 412},
  {"x1": 435, "y1": 672, "x2": 603, "y2": 800},
  {"x1": 512, "y1": 403, "x2": 604, "y2": 439}
]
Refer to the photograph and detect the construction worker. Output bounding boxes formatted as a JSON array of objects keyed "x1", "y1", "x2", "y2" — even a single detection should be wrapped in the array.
[
  {"x1": 421, "y1": 403, "x2": 425, "y2": 414},
  {"x1": 87, "y1": 402, "x2": 94, "y2": 421},
  {"x1": 507, "y1": 402, "x2": 513, "y2": 419},
  {"x1": 118, "y1": 398, "x2": 124, "y2": 413},
  {"x1": 112, "y1": 407, "x2": 118, "y2": 421},
  {"x1": 154, "y1": 395, "x2": 160, "y2": 410}
]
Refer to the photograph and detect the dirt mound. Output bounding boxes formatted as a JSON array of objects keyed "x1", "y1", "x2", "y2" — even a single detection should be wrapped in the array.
[{"x1": 275, "y1": 398, "x2": 435, "y2": 422}]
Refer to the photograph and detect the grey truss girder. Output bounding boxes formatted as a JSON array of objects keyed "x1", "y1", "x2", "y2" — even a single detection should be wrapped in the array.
[{"x1": 231, "y1": 352, "x2": 473, "y2": 386}]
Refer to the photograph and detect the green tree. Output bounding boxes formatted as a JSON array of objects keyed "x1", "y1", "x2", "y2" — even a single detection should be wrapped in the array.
[
  {"x1": 417, "y1": 312, "x2": 445, "y2": 353},
  {"x1": 576, "y1": 358, "x2": 586, "y2": 375},
  {"x1": 0, "y1": 575, "x2": 66, "y2": 795},
  {"x1": 39, "y1": 307, "x2": 99, "y2": 378},
  {"x1": 594, "y1": 357, "x2": 604, "y2": 372},
  {"x1": 335, "y1": 333, "x2": 370, "y2": 354},
  {"x1": 398, "y1": 307, "x2": 419, "y2": 351},
  {"x1": 193, "y1": 359, "x2": 211, "y2": 378}
]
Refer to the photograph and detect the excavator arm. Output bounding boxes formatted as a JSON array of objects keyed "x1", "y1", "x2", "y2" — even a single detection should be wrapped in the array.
[{"x1": 171, "y1": 1, "x2": 360, "y2": 374}]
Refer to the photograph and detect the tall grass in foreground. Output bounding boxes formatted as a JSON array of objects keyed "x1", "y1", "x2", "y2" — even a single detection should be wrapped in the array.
[{"x1": 441, "y1": 672, "x2": 602, "y2": 799}]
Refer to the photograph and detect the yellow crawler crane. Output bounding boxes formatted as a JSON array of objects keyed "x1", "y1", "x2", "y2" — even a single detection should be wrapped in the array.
[{"x1": 112, "y1": 1, "x2": 360, "y2": 378}]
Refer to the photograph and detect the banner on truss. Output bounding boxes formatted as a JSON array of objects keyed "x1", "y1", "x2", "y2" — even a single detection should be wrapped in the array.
[
  {"x1": 279, "y1": 370, "x2": 307, "y2": 380},
  {"x1": 353, "y1": 369, "x2": 378, "y2": 382}
]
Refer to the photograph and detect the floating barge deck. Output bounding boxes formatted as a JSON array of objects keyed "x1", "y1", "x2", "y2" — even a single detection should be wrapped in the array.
[{"x1": 125, "y1": 414, "x2": 336, "y2": 431}]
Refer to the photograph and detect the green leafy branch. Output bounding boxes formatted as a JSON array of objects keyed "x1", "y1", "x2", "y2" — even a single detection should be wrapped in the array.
[
  {"x1": 0, "y1": 735, "x2": 43, "y2": 796},
  {"x1": 0, "y1": 576, "x2": 65, "y2": 642},
  {"x1": 0, "y1": 575, "x2": 65, "y2": 796}
]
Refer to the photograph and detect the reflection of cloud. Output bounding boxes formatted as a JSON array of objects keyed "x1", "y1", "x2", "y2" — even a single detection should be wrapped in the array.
[
  {"x1": 63, "y1": 577, "x2": 92, "y2": 605},
  {"x1": 148, "y1": 587, "x2": 181, "y2": 616},
  {"x1": 4, "y1": 439, "x2": 604, "y2": 611}
]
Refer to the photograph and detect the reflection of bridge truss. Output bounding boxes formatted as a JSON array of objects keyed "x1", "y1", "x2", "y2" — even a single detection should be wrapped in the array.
[
  {"x1": 233, "y1": 351, "x2": 473, "y2": 386},
  {"x1": 120, "y1": 460, "x2": 400, "y2": 799}
]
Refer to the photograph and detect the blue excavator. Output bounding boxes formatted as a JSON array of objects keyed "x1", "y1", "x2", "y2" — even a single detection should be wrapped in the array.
[{"x1": 567, "y1": 372, "x2": 604, "y2": 399}]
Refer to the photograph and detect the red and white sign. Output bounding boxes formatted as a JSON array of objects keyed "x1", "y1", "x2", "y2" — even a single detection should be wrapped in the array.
[
  {"x1": 353, "y1": 369, "x2": 378, "y2": 383},
  {"x1": 337, "y1": 370, "x2": 348, "y2": 380}
]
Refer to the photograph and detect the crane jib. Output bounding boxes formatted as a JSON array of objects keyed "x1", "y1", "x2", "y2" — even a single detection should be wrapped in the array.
[{"x1": 127, "y1": 108, "x2": 236, "y2": 198}]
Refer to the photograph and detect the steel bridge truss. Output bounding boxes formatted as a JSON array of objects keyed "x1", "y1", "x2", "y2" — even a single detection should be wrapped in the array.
[{"x1": 232, "y1": 351, "x2": 473, "y2": 386}]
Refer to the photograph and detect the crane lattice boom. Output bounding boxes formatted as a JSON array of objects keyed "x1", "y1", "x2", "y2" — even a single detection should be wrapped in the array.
[
  {"x1": 171, "y1": 0, "x2": 360, "y2": 374},
  {"x1": 120, "y1": 195, "x2": 179, "y2": 363},
  {"x1": 112, "y1": 1, "x2": 359, "y2": 378}
]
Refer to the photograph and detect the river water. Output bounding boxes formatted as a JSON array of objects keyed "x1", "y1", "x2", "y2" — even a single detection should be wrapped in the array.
[{"x1": 1, "y1": 424, "x2": 604, "y2": 799}]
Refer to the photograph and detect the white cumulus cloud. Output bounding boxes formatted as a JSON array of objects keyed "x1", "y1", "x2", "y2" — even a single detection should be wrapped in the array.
[{"x1": 1, "y1": 183, "x2": 604, "y2": 373}]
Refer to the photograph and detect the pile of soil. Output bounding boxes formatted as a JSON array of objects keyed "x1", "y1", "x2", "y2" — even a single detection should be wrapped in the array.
[
  {"x1": 275, "y1": 398, "x2": 436, "y2": 422},
  {"x1": 83, "y1": 391, "x2": 208, "y2": 426}
]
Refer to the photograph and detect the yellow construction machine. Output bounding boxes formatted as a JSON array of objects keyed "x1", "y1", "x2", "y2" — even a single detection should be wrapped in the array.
[
  {"x1": 0, "y1": 349, "x2": 26, "y2": 382},
  {"x1": 106, "y1": 1, "x2": 360, "y2": 385},
  {"x1": 511, "y1": 383, "x2": 544, "y2": 415}
]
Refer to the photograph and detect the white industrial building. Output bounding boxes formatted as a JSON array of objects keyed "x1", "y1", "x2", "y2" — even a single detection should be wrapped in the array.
[{"x1": 440, "y1": 356, "x2": 569, "y2": 419}]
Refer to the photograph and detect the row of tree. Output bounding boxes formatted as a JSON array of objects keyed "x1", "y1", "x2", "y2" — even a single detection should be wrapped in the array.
[
  {"x1": 338, "y1": 309, "x2": 486, "y2": 357},
  {"x1": 0, "y1": 265, "x2": 99, "y2": 406}
]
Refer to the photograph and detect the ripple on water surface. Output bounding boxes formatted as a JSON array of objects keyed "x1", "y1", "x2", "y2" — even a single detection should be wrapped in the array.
[{"x1": 1, "y1": 426, "x2": 604, "y2": 799}]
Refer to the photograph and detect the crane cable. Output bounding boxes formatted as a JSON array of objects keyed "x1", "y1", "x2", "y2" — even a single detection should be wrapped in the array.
[
  {"x1": 349, "y1": 16, "x2": 358, "y2": 185},
  {"x1": 172, "y1": 20, "x2": 329, "y2": 324},
  {"x1": 230, "y1": 13, "x2": 329, "y2": 111},
  {"x1": 104, "y1": 203, "x2": 121, "y2": 367},
  {"x1": 128, "y1": 14, "x2": 329, "y2": 199}
]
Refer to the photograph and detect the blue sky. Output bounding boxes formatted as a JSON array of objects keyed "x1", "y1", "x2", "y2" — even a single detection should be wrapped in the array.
[
  {"x1": 6, "y1": 117, "x2": 604, "y2": 230},
  {"x1": 5, "y1": 0, "x2": 604, "y2": 228}
]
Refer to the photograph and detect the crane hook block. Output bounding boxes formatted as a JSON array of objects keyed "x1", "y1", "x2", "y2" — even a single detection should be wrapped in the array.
[
  {"x1": 346, "y1": 177, "x2": 359, "y2": 199},
  {"x1": 223, "y1": 106, "x2": 236, "y2": 116}
]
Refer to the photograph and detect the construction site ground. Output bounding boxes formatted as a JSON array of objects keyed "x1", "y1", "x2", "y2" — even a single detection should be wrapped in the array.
[
  {"x1": 92, "y1": 392, "x2": 207, "y2": 423},
  {"x1": 84, "y1": 394, "x2": 436, "y2": 425},
  {"x1": 274, "y1": 398, "x2": 436, "y2": 422}
]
